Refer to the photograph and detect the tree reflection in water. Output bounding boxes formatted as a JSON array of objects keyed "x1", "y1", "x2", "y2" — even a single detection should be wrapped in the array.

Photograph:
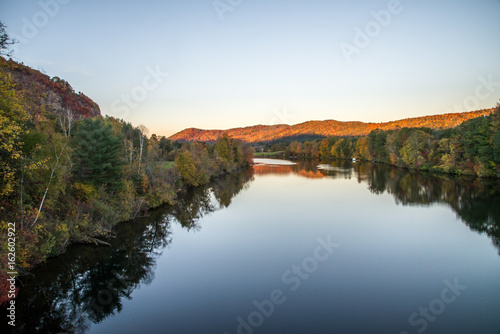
[
  {"x1": 2, "y1": 169, "x2": 254, "y2": 333},
  {"x1": 354, "y1": 162, "x2": 500, "y2": 256},
  {"x1": 257, "y1": 159, "x2": 500, "y2": 255},
  {"x1": 3, "y1": 161, "x2": 499, "y2": 333}
]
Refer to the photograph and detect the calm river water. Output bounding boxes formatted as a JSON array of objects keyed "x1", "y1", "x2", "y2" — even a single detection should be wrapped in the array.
[{"x1": 3, "y1": 159, "x2": 500, "y2": 334}]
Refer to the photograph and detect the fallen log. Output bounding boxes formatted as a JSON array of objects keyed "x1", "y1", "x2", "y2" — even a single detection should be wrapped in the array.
[{"x1": 92, "y1": 238, "x2": 111, "y2": 247}]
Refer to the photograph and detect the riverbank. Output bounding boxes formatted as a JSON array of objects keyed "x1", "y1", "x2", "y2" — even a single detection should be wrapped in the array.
[
  {"x1": 0, "y1": 125, "x2": 253, "y2": 306},
  {"x1": 292, "y1": 155, "x2": 500, "y2": 180},
  {"x1": 0, "y1": 162, "x2": 252, "y2": 305},
  {"x1": 253, "y1": 151, "x2": 285, "y2": 158}
]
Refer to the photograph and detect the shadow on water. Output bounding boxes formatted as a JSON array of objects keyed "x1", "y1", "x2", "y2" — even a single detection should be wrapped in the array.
[
  {"x1": 1, "y1": 169, "x2": 254, "y2": 333},
  {"x1": 2, "y1": 161, "x2": 500, "y2": 333}
]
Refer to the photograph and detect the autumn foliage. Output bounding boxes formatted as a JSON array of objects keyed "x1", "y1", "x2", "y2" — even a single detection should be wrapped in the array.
[
  {"x1": 266, "y1": 103, "x2": 500, "y2": 178},
  {"x1": 0, "y1": 57, "x2": 100, "y2": 119},
  {"x1": 169, "y1": 109, "x2": 495, "y2": 143}
]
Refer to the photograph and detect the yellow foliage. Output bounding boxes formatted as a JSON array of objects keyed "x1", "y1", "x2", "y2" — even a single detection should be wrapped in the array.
[{"x1": 72, "y1": 182, "x2": 96, "y2": 201}]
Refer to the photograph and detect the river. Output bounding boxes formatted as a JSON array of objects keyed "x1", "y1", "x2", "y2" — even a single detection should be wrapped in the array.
[{"x1": 3, "y1": 159, "x2": 500, "y2": 334}]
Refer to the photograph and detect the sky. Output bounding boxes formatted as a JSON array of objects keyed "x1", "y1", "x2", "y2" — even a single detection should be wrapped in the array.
[{"x1": 1, "y1": 0, "x2": 499, "y2": 137}]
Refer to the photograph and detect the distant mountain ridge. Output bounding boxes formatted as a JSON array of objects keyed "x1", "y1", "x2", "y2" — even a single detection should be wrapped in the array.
[{"x1": 169, "y1": 109, "x2": 495, "y2": 143}]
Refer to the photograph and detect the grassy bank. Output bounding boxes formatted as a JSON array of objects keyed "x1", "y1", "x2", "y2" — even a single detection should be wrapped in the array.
[{"x1": 254, "y1": 151, "x2": 285, "y2": 158}]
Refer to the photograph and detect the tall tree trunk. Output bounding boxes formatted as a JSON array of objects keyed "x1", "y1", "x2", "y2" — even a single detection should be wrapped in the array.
[
  {"x1": 31, "y1": 109, "x2": 73, "y2": 227},
  {"x1": 138, "y1": 135, "x2": 143, "y2": 173}
]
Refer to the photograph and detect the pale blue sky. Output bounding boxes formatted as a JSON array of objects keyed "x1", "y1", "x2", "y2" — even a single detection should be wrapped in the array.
[{"x1": 1, "y1": 0, "x2": 499, "y2": 137}]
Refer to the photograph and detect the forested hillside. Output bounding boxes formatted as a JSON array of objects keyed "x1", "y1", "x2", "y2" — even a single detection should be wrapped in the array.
[
  {"x1": 0, "y1": 58, "x2": 253, "y2": 304},
  {"x1": 264, "y1": 104, "x2": 500, "y2": 178},
  {"x1": 0, "y1": 57, "x2": 100, "y2": 119},
  {"x1": 169, "y1": 109, "x2": 494, "y2": 143}
]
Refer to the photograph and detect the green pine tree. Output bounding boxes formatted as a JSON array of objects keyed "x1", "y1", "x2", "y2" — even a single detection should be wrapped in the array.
[{"x1": 72, "y1": 118, "x2": 123, "y2": 190}]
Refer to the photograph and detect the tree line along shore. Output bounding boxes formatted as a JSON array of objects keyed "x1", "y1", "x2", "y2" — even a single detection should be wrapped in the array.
[{"x1": 257, "y1": 104, "x2": 500, "y2": 178}]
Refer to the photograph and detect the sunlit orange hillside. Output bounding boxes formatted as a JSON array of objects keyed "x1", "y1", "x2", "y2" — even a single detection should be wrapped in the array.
[{"x1": 169, "y1": 109, "x2": 495, "y2": 143}]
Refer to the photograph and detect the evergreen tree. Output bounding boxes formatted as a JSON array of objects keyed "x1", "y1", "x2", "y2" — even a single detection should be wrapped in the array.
[
  {"x1": 0, "y1": 21, "x2": 17, "y2": 58},
  {"x1": 72, "y1": 118, "x2": 123, "y2": 190}
]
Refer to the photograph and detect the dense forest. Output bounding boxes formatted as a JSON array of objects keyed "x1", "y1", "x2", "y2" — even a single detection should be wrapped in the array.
[
  {"x1": 169, "y1": 109, "x2": 494, "y2": 143},
  {"x1": 0, "y1": 51, "x2": 253, "y2": 303},
  {"x1": 262, "y1": 104, "x2": 500, "y2": 178}
]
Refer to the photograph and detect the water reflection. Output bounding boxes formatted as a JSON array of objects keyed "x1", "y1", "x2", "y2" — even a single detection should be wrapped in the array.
[
  {"x1": 300, "y1": 160, "x2": 500, "y2": 256},
  {"x1": 254, "y1": 158, "x2": 500, "y2": 256},
  {"x1": 3, "y1": 160, "x2": 500, "y2": 333},
  {"x1": 355, "y1": 163, "x2": 500, "y2": 255},
  {"x1": 172, "y1": 169, "x2": 254, "y2": 230},
  {"x1": 2, "y1": 170, "x2": 254, "y2": 333},
  {"x1": 253, "y1": 159, "x2": 352, "y2": 179}
]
